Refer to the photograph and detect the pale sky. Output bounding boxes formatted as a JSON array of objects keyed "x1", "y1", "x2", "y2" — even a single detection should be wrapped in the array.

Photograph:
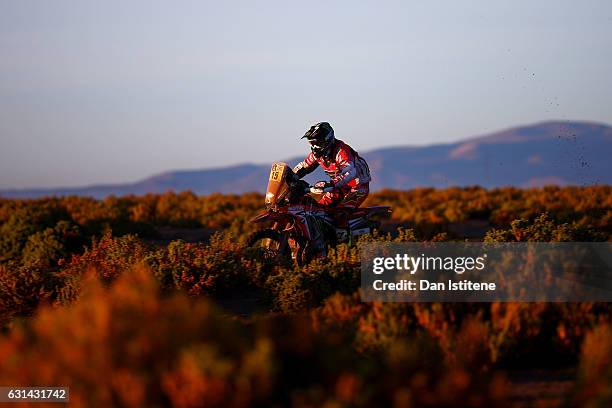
[{"x1": 1, "y1": 0, "x2": 611, "y2": 189}]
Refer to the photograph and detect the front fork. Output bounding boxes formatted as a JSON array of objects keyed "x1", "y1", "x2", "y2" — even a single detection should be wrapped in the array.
[
  {"x1": 273, "y1": 221, "x2": 304, "y2": 260},
  {"x1": 269, "y1": 221, "x2": 290, "y2": 254}
]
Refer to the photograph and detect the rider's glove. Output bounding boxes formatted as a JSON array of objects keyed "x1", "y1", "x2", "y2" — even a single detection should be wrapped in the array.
[{"x1": 312, "y1": 180, "x2": 335, "y2": 193}]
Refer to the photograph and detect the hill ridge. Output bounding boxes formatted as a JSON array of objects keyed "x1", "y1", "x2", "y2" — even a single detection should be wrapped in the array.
[{"x1": 2, "y1": 120, "x2": 610, "y2": 198}]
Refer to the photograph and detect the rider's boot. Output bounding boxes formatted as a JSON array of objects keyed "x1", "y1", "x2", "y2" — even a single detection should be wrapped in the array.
[
  {"x1": 313, "y1": 237, "x2": 327, "y2": 258},
  {"x1": 304, "y1": 216, "x2": 328, "y2": 259},
  {"x1": 334, "y1": 210, "x2": 349, "y2": 229}
]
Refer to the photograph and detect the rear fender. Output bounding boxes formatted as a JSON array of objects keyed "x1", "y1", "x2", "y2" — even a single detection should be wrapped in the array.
[
  {"x1": 346, "y1": 206, "x2": 391, "y2": 219},
  {"x1": 363, "y1": 206, "x2": 392, "y2": 217}
]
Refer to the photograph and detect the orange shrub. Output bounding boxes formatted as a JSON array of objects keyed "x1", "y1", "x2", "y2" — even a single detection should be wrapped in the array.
[
  {"x1": 0, "y1": 267, "x2": 509, "y2": 407},
  {"x1": 572, "y1": 323, "x2": 612, "y2": 406}
]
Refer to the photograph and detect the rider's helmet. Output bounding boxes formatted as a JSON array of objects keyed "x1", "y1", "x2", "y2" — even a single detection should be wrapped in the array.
[{"x1": 302, "y1": 122, "x2": 335, "y2": 159}]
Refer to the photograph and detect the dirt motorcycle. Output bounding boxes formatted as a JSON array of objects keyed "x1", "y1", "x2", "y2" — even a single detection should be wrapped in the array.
[{"x1": 247, "y1": 162, "x2": 391, "y2": 265}]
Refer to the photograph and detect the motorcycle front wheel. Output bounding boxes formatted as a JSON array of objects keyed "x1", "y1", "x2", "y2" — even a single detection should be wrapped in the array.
[{"x1": 246, "y1": 229, "x2": 307, "y2": 266}]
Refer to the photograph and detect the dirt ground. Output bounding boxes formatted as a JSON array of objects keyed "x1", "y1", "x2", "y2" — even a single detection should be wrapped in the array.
[{"x1": 506, "y1": 368, "x2": 576, "y2": 407}]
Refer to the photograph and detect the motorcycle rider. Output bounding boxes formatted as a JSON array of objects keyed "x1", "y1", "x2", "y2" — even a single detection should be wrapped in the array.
[
  {"x1": 293, "y1": 122, "x2": 371, "y2": 209},
  {"x1": 291, "y1": 122, "x2": 371, "y2": 256}
]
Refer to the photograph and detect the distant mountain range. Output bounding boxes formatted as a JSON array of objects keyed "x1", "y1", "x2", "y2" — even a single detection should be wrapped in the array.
[{"x1": 2, "y1": 120, "x2": 611, "y2": 199}]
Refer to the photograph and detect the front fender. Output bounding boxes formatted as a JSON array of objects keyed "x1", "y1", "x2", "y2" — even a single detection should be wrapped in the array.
[{"x1": 249, "y1": 210, "x2": 290, "y2": 224}]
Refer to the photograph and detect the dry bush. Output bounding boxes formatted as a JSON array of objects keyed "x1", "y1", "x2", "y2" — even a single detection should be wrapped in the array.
[
  {"x1": 0, "y1": 267, "x2": 268, "y2": 407},
  {"x1": 484, "y1": 213, "x2": 606, "y2": 242},
  {"x1": 1, "y1": 186, "x2": 611, "y2": 399},
  {"x1": 571, "y1": 323, "x2": 612, "y2": 406},
  {"x1": 0, "y1": 267, "x2": 509, "y2": 407}
]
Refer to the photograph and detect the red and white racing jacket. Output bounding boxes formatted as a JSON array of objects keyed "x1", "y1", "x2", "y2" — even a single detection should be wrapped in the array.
[{"x1": 293, "y1": 139, "x2": 371, "y2": 189}]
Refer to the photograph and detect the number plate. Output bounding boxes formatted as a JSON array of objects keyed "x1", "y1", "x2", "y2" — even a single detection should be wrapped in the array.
[{"x1": 269, "y1": 163, "x2": 283, "y2": 182}]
